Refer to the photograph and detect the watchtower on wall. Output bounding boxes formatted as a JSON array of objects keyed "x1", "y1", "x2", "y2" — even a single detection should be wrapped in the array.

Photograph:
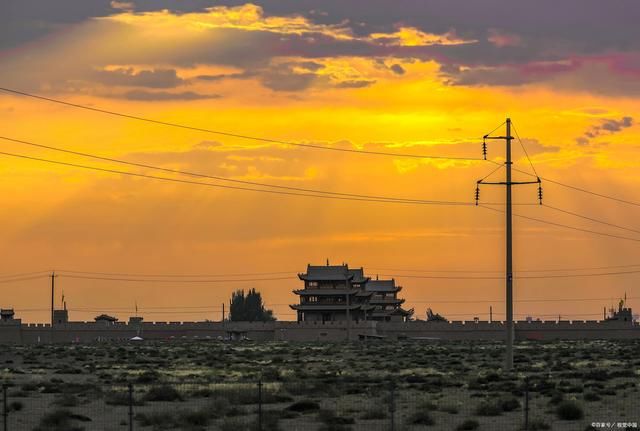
[
  {"x1": 291, "y1": 263, "x2": 413, "y2": 323},
  {"x1": 366, "y1": 278, "x2": 413, "y2": 321},
  {"x1": 291, "y1": 263, "x2": 373, "y2": 323},
  {"x1": 606, "y1": 296, "x2": 634, "y2": 323},
  {"x1": 52, "y1": 309, "x2": 68, "y2": 325},
  {"x1": 0, "y1": 309, "x2": 15, "y2": 321}
]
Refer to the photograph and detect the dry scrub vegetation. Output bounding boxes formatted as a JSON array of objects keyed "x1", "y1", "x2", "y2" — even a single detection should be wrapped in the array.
[{"x1": 0, "y1": 340, "x2": 638, "y2": 430}]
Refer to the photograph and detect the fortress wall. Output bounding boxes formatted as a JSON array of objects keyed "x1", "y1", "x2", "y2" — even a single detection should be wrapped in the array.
[
  {"x1": 377, "y1": 320, "x2": 639, "y2": 341},
  {"x1": 273, "y1": 321, "x2": 376, "y2": 341},
  {"x1": 517, "y1": 321, "x2": 639, "y2": 340},
  {"x1": 378, "y1": 321, "x2": 506, "y2": 341},
  {"x1": 0, "y1": 321, "x2": 23, "y2": 343},
  {"x1": 1, "y1": 319, "x2": 639, "y2": 344},
  {"x1": 17, "y1": 322, "x2": 229, "y2": 343}
]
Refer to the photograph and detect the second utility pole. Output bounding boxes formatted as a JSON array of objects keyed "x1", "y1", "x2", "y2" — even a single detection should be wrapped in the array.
[
  {"x1": 478, "y1": 118, "x2": 541, "y2": 370},
  {"x1": 50, "y1": 271, "x2": 56, "y2": 326},
  {"x1": 505, "y1": 118, "x2": 514, "y2": 371}
]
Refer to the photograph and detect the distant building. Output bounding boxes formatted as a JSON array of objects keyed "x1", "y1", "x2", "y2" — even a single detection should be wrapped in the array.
[
  {"x1": 606, "y1": 297, "x2": 633, "y2": 322},
  {"x1": 128, "y1": 316, "x2": 143, "y2": 325},
  {"x1": 94, "y1": 314, "x2": 118, "y2": 325},
  {"x1": 426, "y1": 308, "x2": 447, "y2": 322},
  {"x1": 366, "y1": 278, "x2": 413, "y2": 321},
  {"x1": 0, "y1": 309, "x2": 15, "y2": 321},
  {"x1": 52, "y1": 309, "x2": 68, "y2": 325},
  {"x1": 291, "y1": 263, "x2": 413, "y2": 323}
]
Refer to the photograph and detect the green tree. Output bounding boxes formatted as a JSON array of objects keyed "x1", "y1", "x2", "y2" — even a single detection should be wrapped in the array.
[{"x1": 229, "y1": 288, "x2": 275, "y2": 322}]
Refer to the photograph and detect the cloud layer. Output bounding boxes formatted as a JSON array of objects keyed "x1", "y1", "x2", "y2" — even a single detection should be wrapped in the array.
[{"x1": 3, "y1": 1, "x2": 640, "y2": 96}]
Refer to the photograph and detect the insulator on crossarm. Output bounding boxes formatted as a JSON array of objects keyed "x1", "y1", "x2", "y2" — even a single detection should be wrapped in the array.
[
  {"x1": 475, "y1": 186, "x2": 480, "y2": 206},
  {"x1": 482, "y1": 139, "x2": 487, "y2": 160},
  {"x1": 537, "y1": 180, "x2": 543, "y2": 205}
]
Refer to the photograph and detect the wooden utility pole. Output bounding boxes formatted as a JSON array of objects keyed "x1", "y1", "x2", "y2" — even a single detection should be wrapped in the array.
[
  {"x1": 505, "y1": 118, "x2": 514, "y2": 370},
  {"x1": 50, "y1": 271, "x2": 57, "y2": 326},
  {"x1": 477, "y1": 118, "x2": 542, "y2": 370},
  {"x1": 346, "y1": 291, "x2": 351, "y2": 341}
]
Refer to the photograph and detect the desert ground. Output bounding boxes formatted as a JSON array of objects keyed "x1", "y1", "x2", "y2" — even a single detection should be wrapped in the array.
[{"x1": 0, "y1": 339, "x2": 637, "y2": 430}]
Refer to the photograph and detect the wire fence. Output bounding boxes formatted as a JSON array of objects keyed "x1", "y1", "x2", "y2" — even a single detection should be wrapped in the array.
[{"x1": 0, "y1": 375, "x2": 638, "y2": 430}]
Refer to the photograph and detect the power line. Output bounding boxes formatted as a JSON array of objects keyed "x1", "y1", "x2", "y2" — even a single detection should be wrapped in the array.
[
  {"x1": 514, "y1": 313, "x2": 603, "y2": 317},
  {"x1": 511, "y1": 121, "x2": 539, "y2": 178},
  {"x1": 385, "y1": 268, "x2": 640, "y2": 279},
  {"x1": 86, "y1": 305, "x2": 220, "y2": 310},
  {"x1": 410, "y1": 296, "x2": 637, "y2": 304},
  {"x1": 0, "y1": 135, "x2": 536, "y2": 207},
  {"x1": 485, "y1": 121, "x2": 506, "y2": 137},
  {"x1": 0, "y1": 270, "x2": 50, "y2": 279},
  {"x1": 543, "y1": 203, "x2": 640, "y2": 235},
  {"x1": 443, "y1": 312, "x2": 604, "y2": 317},
  {"x1": 70, "y1": 308, "x2": 221, "y2": 315},
  {"x1": 0, "y1": 150, "x2": 475, "y2": 206},
  {"x1": 381, "y1": 273, "x2": 503, "y2": 280},
  {"x1": 57, "y1": 269, "x2": 298, "y2": 278},
  {"x1": 541, "y1": 176, "x2": 640, "y2": 207},
  {"x1": 478, "y1": 163, "x2": 504, "y2": 182},
  {"x1": 5, "y1": 261, "x2": 640, "y2": 281},
  {"x1": 480, "y1": 204, "x2": 640, "y2": 244},
  {"x1": 485, "y1": 157, "x2": 640, "y2": 208},
  {"x1": 0, "y1": 275, "x2": 48, "y2": 284},
  {"x1": 0, "y1": 87, "x2": 484, "y2": 162},
  {"x1": 369, "y1": 262, "x2": 640, "y2": 274},
  {"x1": 5, "y1": 88, "x2": 638, "y2": 213},
  {"x1": 0, "y1": 135, "x2": 479, "y2": 205},
  {"x1": 497, "y1": 161, "x2": 640, "y2": 208},
  {"x1": 517, "y1": 269, "x2": 640, "y2": 279},
  {"x1": 60, "y1": 274, "x2": 296, "y2": 283},
  {"x1": 12, "y1": 307, "x2": 222, "y2": 313}
]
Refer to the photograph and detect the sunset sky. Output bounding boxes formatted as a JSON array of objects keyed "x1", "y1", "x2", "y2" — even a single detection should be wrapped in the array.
[{"x1": 1, "y1": 0, "x2": 640, "y2": 323}]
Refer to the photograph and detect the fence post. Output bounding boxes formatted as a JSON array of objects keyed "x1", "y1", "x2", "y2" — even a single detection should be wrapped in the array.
[
  {"x1": 3, "y1": 384, "x2": 7, "y2": 431},
  {"x1": 523, "y1": 378, "x2": 529, "y2": 431},
  {"x1": 257, "y1": 381, "x2": 263, "y2": 431},
  {"x1": 128, "y1": 382, "x2": 134, "y2": 431},
  {"x1": 389, "y1": 381, "x2": 395, "y2": 431}
]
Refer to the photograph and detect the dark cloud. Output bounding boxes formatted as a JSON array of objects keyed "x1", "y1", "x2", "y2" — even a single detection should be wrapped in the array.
[
  {"x1": 93, "y1": 68, "x2": 185, "y2": 88},
  {"x1": 0, "y1": 0, "x2": 115, "y2": 51},
  {"x1": 334, "y1": 79, "x2": 376, "y2": 89},
  {"x1": 443, "y1": 65, "x2": 531, "y2": 87},
  {"x1": 119, "y1": 90, "x2": 221, "y2": 101},
  {"x1": 0, "y1": 0, "x2": 215, "y2": 52},
  {"x1": 236, "y1": 0, "x2": 640, "y2": 59},
  {"x1": 575, "y1": 137, "x2": 589, "y2": 146},
  {"x1": 252, "y1": 60, "x2": 374, "y2": 92},
  {"x1": 261, "y1": 72, "x2": 317, "y2": 92},
  {"x1": 255, "y1": 60, "x2": 326, "y2": 91},
  {"x1": 258, "y1": 62, "x2": 319, "y2": 92},
  {"x1": 389, "y1": 64, "x2": 405, "y2": 75},
  {"x1": 5, "y1": 0, "x2": 639, "y2": 61},
  {"x1": 601, "y1": 117, "x2": 633, "y2": 133},
  {"x1": 257, "y1": 61, "x2": 377, "y2": 92},
  {"x1": 195, "y1": 71, "x2": 255, "y2": 82},
  {"x1": 441, "y1": 55, "x2": 640, "y2": 96},
  {"x1": 576, "y1": 116, "x2": 634, "y2": 146},
  {"x1": 296, "y1": 61, "x2": 325, "y2": 72}
]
